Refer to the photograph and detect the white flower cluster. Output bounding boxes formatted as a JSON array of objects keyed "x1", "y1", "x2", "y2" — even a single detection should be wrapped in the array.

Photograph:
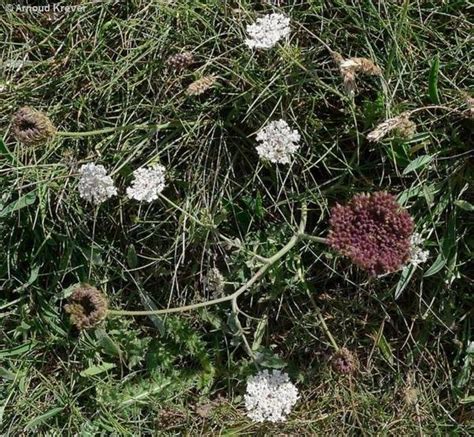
[
  {"x1": 409, "y1": 232, "x2": 429, "y2": 267},
  {"x1": 255, "y1": 119, "x2": 301, "y2": 164},
  {"x1": 245, "y1": 13, "x2": 290, "y2": 49},
  {"x1": 126, "y1": 164, "x2": 166, "y2": 203},
  {"x1": 78, "y1": 163, "x2": 117, "y2": 204},
  {"x1": 244, "y1": 369, "x2": 298, "y2": 423}
]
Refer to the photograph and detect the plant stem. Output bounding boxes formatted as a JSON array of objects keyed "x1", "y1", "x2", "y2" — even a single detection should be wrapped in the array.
[
  {"x1": 300, "y1": 234, "x2": 328, "y2": 244},
  {"x1": 57, "y1": 122, "x2": 171, "y2": 138},
  {"x1": 108, "y1": 204, "x2": 309, "y2": 317}
]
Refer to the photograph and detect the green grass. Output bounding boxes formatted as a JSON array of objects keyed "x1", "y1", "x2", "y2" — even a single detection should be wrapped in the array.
[{"x1": 0, "y1": 0, "x2": 472, "y2": 435}]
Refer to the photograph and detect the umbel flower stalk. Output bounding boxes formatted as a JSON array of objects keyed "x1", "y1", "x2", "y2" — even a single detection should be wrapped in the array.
[{"x1": 10, "y1": 107, "x2": 174, "y2": 141}]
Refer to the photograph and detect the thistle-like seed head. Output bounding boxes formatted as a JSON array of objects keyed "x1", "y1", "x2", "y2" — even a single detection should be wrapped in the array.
[
  {"x1": 11, "y1": 106, "x2": 56, "y2": 146},
  {"x1": 330, "y1": 348, "x2": 358, "y2": 375},
  {"x1": 64, "y1": 284, "x2": 108, "y2": 330}
]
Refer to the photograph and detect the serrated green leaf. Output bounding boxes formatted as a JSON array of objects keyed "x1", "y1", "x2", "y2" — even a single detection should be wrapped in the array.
[
  {"x1": 428, "y1": 54, "x2": 440, "y2": 104},
  {"x1": 403, "y1": 155, "x2": 434, "y2": 175}
]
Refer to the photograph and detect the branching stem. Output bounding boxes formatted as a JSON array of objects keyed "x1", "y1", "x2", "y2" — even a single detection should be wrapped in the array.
[{"x1": 108, "y1": 204, "x2": 317, "y2": 317}]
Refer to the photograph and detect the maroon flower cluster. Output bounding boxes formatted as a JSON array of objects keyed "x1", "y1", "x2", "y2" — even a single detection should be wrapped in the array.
[{"x1": 327, "y1": 192, "x2": 414, "y2": 275}]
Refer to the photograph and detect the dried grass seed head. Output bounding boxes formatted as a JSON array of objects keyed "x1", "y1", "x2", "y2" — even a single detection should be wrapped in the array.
[
  {"x1": 334, "y1": 54, "x2": 382, "y2": 95},
  {"x1": 186, "y1": 75, "x2": 217, "y2": 96},
  {"x1": 367, "y1": 114, "x2": 416, "y2": 142}
]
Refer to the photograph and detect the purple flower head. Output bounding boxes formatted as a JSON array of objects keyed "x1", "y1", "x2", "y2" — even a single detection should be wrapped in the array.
[{"x1": 328, "y1": 192, "x2": 414, "y2": 275}]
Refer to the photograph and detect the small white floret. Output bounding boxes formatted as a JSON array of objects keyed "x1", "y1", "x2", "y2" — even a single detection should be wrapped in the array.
[
  {"x1": 244, "y1": 369, "x2": 298, "y2": 423},
  {"x1": 78, "y1": 163, "x2": 117, "y2": 204},
  {"x1": 255, "y1": 119, "x2": 300, "y2": 164},
  {"x1": 245, "y1": 13, "x2": 290, "y2": 49},
  {"x1": 409, "y1": 232, "x2": 429, "y2": 267},
  {"x1": 126, "y1": 164, "x2": 166, "y2": 203}
]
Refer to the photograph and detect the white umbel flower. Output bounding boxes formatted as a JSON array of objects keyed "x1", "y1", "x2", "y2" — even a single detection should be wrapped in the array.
[
  {"x1": 78, "y1": 163, "x2": 117, "y2": 204},
  {"x1": 244, "y1": 369, "x2": 298, "y2": 423},
  {"x1": 256, "y1": 119, "x2": 301, "y2": 164},
  {"x1": 126, "y1": 164, "x2": 166, "y2": 203},
  {"x1": 409, "y1": 232, "x2": 429, "y2": 267},
  {"x1": 245, "y1": 13, "x2": 290, "y2": 49}
]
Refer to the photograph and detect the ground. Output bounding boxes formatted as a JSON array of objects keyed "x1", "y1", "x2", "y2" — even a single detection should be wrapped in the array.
[{"x1": 0, "y1": 1, "x2": 472, "y2": 435}]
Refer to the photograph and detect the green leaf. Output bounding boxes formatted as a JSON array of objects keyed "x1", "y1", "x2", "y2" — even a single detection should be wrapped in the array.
[
  {"x1": 395, "y1": 264, "x2": 416, "y2": 300},
  {"x1": 80, "y1": 362, "x2": 116, "y2": 377},
  {"x1": 423, "y1": 253, "x2": 446, "y2": 277},
  {"x1": 126, "y1": 244, "x2": 138, "y2": 269},
  {"x1": 454, "y1": 200, "x2": 474, "y2": 212},
  {"x1": 0, "y1": 191, "x2": 37, "y2": 218},
  {"x1": 252, "y1": 315, "x2": 267, "y2": 351},
  {"x1": 377, "y1": 332, "x2": 394, "y2": 365},
  {"x1": 14, "y1": 265, "x2": 40, "y2": 293},
  {"x1": 26, "y1": 407, "x2": 64, "y2": 429},
  {"x1": 95, "y1": 328, "x2": 122, "y2": 358},
  {"x1": 0, "y1": 366, "x2": 17, "y2": 380},
  {"x1": 428, "y1": 54, "x2": 440, "y2": 104},
  {"x1": 0, "y1": 137, "x2": 15, "y2": 163},
  {"x1": 0, "y1": 342, "x2": 34, "y2": 358},
  {"x1": 403, "y1": 155, "x2": 434, "y2": 175}
]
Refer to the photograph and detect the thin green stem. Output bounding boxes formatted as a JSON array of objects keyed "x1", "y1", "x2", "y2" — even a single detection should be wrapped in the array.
[
  {"x1": 57, "y1": 122, "x2": 171, "y2": 138},
  {"x1": 307, "y1": 291, "x2": 339, "y2": 351},
  {"x1": 300, "y1": 233, "x2": 328, "y2": 245}
]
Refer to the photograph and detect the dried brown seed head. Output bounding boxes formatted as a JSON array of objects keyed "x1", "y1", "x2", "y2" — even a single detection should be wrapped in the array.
[
  {"x1": 186, "y1": 75, "x2": 217, "y2": 96},
  {"x1": 402, "y1": 387, "x2": 419, "y2": 406},
  {"x1": 367, "y1": 114, "x2": 416, "y2": 142},
  {"x1": 335, "y1": 55, "x2": 382, "y2": 95},
  {"x1": 64, "y1": 284, "x2": 108, "y2": 330},
  {"x1": 166, "y1": 51, "x2": 195, "y2": 71},
  {"x1": 12, "y1": 106, "x2": 56, "y2": 146},
  {"x1": 330, "y1": 347, "x2": 358, "y2": 375}
]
